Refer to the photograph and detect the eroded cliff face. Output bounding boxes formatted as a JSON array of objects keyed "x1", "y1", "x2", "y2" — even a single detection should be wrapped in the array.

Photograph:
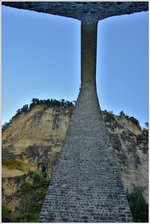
[
  {"x1": 102, "y1": 111, "x2": 148, "y2": 202},
  {"x1": 2, "y1": 102, "x2": 148, "y2": 221},
  {"x1": 2, "y1": 104, "x2": 71, "y2": 178}
]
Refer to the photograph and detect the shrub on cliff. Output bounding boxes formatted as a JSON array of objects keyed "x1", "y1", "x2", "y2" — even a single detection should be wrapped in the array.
[
  {"x1": 129, "y1": 116, "x2": 141, "y2": 130},
  {"x1": 2, "y1": 206, "x2": 11, "y2": 222},
  {"x1": 128, "y1": 187, "x2": 148, "y2": 222}
]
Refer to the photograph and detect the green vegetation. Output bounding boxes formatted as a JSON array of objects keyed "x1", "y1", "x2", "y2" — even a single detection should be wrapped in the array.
[
  {"x1": 128, "y1": 187, "x2": 148, "y2": 222},
  {"x1": 14, "y1": 171, "x2": 50, "y2": 222},
  {"x1": 16, "y1": 171, "x2": 49, "y2": 197},
  {"x1": 2, "y1": 206, "x2": 12, "y2": 222},
  {"x1": 16, "y1": 182, "x2": 33, "y2": 195},
  {"x1": 10, "y1": 211, "x2": 40, "y2": 222},
  {"x1": 30, "y1": 170, "x2": 45, "y2": 184},
  {"x1": 2, "y1": 171, "x2": 50, "y2": 222},
  {"x1": 137, "y1": 132, "x2": 148, "y2": 143},
  {"x1": 137, "y1": 128, "x2": 148, "y2": 153},
  {"x1": 29, "y1": 98, "x2": 74, "y2": 110}
]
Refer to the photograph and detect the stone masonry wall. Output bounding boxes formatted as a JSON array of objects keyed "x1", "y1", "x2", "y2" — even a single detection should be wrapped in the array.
[
  {"x1": 39, "y1": 84, "x2": 133, "y2": 222},
  {"x1": 39, "y1": 16, "x2": 133, "y2": 223}
]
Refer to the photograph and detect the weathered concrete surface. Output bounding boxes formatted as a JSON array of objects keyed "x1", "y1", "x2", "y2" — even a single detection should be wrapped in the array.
[{"x1": 2, "y1": 2, "x2": 148, "y2": 21}]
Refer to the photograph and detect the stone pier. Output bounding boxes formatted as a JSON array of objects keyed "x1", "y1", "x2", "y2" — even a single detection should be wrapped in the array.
[
  {"x1": 3, "y1": 2, "x2": 148, "y2": 222},
  {"x1": 39, "y1": 18, "x2": 133, "y2": 222}
]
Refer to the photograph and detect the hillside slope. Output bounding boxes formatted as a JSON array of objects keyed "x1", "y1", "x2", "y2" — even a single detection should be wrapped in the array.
[{"x1": 2, "y1": 99, "x2": 148, "y2": 222}]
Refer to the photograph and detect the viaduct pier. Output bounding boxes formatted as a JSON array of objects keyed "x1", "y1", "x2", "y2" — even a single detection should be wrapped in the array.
[{"x1": 3, "y1": 2, "x2": 148, "y2": 222}]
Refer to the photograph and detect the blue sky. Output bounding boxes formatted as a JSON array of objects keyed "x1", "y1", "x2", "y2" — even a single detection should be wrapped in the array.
[{"x1": 2, "y1": 5, "x2": 148, "y2": 127}]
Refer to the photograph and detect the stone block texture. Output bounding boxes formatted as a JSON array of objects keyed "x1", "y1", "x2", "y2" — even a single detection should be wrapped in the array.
[
  {"x1": 39, "y1": 85, "x2": 133, "y2": 222},
  {"x1": 39, "y1": 16, "x2": 133, "y2": 222}
]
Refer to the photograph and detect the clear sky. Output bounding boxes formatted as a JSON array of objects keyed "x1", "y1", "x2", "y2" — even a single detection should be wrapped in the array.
[{"x1": 2, "y1": 5, "x2": 148, "y2": 127}]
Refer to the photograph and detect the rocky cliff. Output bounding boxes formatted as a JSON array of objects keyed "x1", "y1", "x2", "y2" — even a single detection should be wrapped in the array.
[{"x1": 2, "y1": 99, "x2": 148, "y2": 222}]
